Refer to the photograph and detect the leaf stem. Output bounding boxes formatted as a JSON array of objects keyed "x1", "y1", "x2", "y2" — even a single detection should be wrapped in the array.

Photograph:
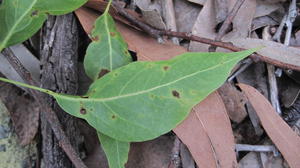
[
  {"x1": 104, "y1": 0, "x2": 112, "y2": 14},
  {"x1": 0, "y1": 77, "x2": 54, "y2": 95}
]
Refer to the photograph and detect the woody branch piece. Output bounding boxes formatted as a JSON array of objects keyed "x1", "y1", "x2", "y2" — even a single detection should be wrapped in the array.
[
  {"x1": 1, "y1": 48, "x2": 87, "y2": 168},
  {"x1": 209, "y1": 0, "x2": 246, "y2": 52},
  {"x1": 111, "y1": 2, "x2": 300, "y2": 72}
]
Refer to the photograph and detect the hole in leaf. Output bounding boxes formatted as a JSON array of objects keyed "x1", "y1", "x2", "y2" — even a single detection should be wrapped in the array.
[
  {"x1": 129, "y1": 51, "x2": 137, "y2": 62},
  {"x1": 80, "y1": 108, "x2": 87, "y2": 115},
  {"x1": 81, "y1": 95, "x2": 89, "y2": 98},
  {"x1": 98, "y1": 69, "x2": 110, "y2": 78},
  {"x1": 172, "y1": 90, "x2": 180, "y2": 98}
]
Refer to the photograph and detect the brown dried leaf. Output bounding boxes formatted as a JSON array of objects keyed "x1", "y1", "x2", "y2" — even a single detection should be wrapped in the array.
[
  {"x1": 239, "y1": 83, "x2": 300, "y2": 168},
  {"x1": 134, "y1": 0, "x2": 166, "y2": 30},
  {"x1": 174, "y1": 0, "x2": 201, "y2": 33},
  {"x1": 254, "y1": 0, "x2": 281, "y2": 18},
  {"x1": 174, "y1": 92, "x2": 237, "y2": 168},
  {"x1": 189, "y1": 0, "x2": 256, "y2": 51},
  {"x1": 230, "y1": 38, "x2": 300, "y2": 68},
  {"x1": 75, "y1": 7, "x2": 186, "y2": 61}
]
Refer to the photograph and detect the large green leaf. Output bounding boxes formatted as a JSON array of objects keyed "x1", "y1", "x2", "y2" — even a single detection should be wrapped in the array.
[
  {"x1": 0, "y1": 0, "x2": 87, "y2": 51},
  {"x1": 0, "y1": 49, "x2": 256, "y2": 142},
  {"x1": 83, "y1": 0, "x2": 132, "y2": 80},
  {"x1": 98, "y1": 132, "x2": 130, "y2": 168}
]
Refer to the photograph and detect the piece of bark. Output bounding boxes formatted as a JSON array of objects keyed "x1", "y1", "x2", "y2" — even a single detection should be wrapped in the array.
[
  {"x1": 218, "y1": 82, "x2": 248, "y2": 123},
  {"x1": 40, "y1": 14, "x2": 81, "y2": 168}
]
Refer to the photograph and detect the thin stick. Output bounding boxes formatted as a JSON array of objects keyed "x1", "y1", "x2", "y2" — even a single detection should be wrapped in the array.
[
  {"x1": 111, "y1": 2, "x2": 300, "y2": 71},
  {"x1": 262, "y1": 26, "x2": 282, "y2": 115},
  {"x1": 1, "y1": 48, "x2": 87, "y2": 168},
  {"x1": 209, "y1": 0, "x2": 246, "y2": 52}
]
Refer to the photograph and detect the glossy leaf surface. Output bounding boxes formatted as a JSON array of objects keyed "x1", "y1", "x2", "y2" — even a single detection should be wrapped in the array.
[
  {"x1": 0, "y1": 49, "x2": 256, "y2": 142},
  {"x1": 84, "y1": 1, "x2": 132, "y2": 80},
  {"x1": 0, "y1": 0, "x2": 87, "y2": 51},
  {"x1": 98, "y1": 132, "x2": 129, "y2": 168}
]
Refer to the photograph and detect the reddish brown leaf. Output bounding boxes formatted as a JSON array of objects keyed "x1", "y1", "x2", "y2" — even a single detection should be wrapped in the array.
[
  {"x1": 239, "y1": 83, "x2": 300, "y2": 168},
  {"x1": 75, "y1": 7, "x2": 186, "y2": 61},
  {"x1": 174, "y1": 92, "x2": 237, "y2": 168}
]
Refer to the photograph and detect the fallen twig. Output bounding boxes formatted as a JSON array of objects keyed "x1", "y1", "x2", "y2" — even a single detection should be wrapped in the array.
[
  {"x1": 209, "y1": 0, "x2": 246, "y2": 52},
  {"x1": 110, "y1": 2, "x2": 300, "y2": 71},
  {"x1": 1, "y1": 48, "x2": 87, "y2": 168},
  {"x1": 263, "y1": 26, "x2": 282, "y2": 115},
  {"x1": 236, "y1": 144, "x2": 279, "y2": 156}
]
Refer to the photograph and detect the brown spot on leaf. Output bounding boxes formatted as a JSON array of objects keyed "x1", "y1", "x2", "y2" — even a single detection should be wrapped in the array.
[
  {"x1": 31, "y1": 10, "x2": 38, "y2": 17},
  {"x1": 112, "y1": 115, "x2": 116, "y2": 119},
  {"x1": 80, "y1": 108, "x2": 87, "y2": 115},
  {"x1": 98, "y1": 69, "x2": 110, "y2": 78},
  {"x1": 81, "y1": 95, "x2": 89, "y2": 98},
  {"x1": 172, "y1": 90, "x2": 180, "y2": 98},
  {"x1": 163, "y1": 66, "x2": 169, "y2": 71},
  {"x1": 91, "y1": 36, "x2": 99, "y2": 42},
  {"x1": 110, "y1": 32, "x2": 116, "y2": 36}
]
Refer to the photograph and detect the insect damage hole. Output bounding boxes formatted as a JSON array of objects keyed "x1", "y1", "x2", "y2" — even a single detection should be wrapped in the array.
[
  {"x1": 98, "y1": 69, "x2": 110, "y2": 78},
  {"x1": 80, "y1": 108, "x2": 87, "y2": 115},
  {"x1": 172, "y1": 90, "x2": 180, "y2": 98}
]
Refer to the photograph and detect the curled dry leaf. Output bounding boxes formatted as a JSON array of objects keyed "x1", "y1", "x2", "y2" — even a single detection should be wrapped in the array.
[
  {"x1": 239, "y1": 83, "x2": 300, "y2": 168},
  {"x1": 174, "y1": 92, "x2": 237, "y2": 168}
]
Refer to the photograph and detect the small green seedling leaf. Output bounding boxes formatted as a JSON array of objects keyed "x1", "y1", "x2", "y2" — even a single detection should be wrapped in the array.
[
  {"x1": 0, "y1": 49, "x2": 256, "y2": 142},
  {"x1": 0, "y1": 0, "x2": 87, "y2": 51},
  {"x1": 83, "y1": 0, "x2": 132, "y2": 80},
  {"x1": 98, "y1": 132, "x2": 130, "y2": 168}
]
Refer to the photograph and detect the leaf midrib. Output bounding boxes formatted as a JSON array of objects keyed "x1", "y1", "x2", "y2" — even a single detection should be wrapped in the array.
[
  {"x1": 104, "y1": 14, "x2": 113, "y2": 71},
  {"x1": 0, "y1": 0, "x2": 38, "y2": 51},
  {"x1": 54, "y1": 56, "x2": 241, "y2": 102}
]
